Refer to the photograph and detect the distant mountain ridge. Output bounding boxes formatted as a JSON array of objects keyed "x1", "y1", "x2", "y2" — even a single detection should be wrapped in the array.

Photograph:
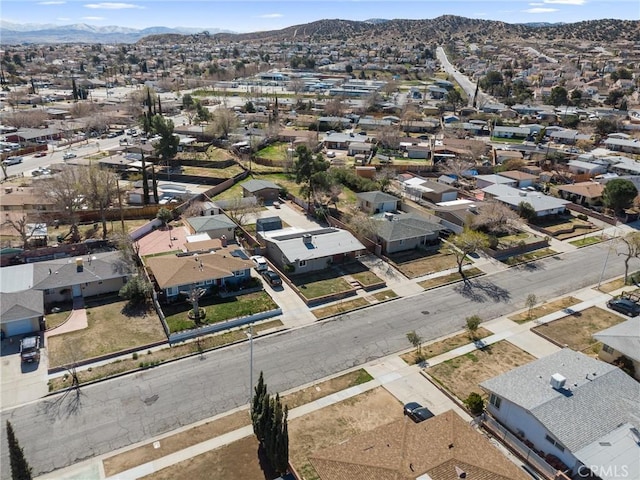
[
  {"x1": 2, "y1": 16, "x2": 638, "y2": 44},
  {"x1": 0, "y1": 21, "x2": 234, "y2": 44}
]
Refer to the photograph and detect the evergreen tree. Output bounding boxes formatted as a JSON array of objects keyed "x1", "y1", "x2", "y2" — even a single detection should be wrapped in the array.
[
  {"x1": 6, "y1": 421, "x2": 32, "y2": 480},
  {"x1": 72, "y1": 78, "x2": 78, "y2": 101},
  {"x1": 274, "y1": 407, "x2": 289, "y2": 474},
  {"x1": 151, "y1": 163, "x2": 159, "y2": 203},
  {"x1": 251, "y1": 371, "x2": 268, "y2": 439},
  {"x1": 141, "y1": 151, "x2": 149, "y2": 205},
  {"x1": 157, "y1": 96, "x2": 162, "y2": 116}
]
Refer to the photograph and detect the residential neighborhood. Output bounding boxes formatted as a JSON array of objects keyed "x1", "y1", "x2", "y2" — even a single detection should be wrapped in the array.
[{"x1": 1, "y1": 11, "x2": 639, "y2": 480}]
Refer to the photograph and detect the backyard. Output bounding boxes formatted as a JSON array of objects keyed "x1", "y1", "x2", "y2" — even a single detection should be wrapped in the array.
[
  {"x1": 531, "y1": 306, "x2": 626, "y2": 355},
  {"x1": 427, "y1": 340, "x2": 535, "y2": 401},
  {"x1": 47, "y1": 297, "x2": 166, "y2": 368},
  {"x1": 387, "y1": 245, "x2": 463, "y2": 279},
  {"x1": 163, "y1": 291, "x2": 278, "y2": 333}
]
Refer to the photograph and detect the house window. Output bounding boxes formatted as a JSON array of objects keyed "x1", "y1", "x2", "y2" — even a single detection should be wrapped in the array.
[
  {"x1": 489, "y1": 393, "x2": 501, "y2": 409},
  {"x1": 233, "y1": 270, "x2": 244, "y2": 277},
  {"x1": 205, "y1": 279, "x2": 213, "y2": 285},
  {"x1": 545, "y1": 434, "x2": 565, "y2": 452},
  {"x1": 298, "y1": 260, "x2": 307, "y2": 267},
  {"x1": 602, "y1": 344, "x2": 614, "y2": 354},
  {"x1": 167, "y1": 287, "x2": 178, "y2": 296}
]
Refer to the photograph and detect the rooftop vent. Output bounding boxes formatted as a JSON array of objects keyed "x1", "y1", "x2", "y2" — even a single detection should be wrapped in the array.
[
  {"x1": 550, "y1": 373, "x2": 566, "y2": 390},
  {"x1": 455, "y1": 466, "x2": 467, "y2": 478},
  {"x1": 75, "y1": 257, "x2": 83, "y2": 272},
  {"x1": 302, "y1": 234, "x2": 313, "y2": 244}
]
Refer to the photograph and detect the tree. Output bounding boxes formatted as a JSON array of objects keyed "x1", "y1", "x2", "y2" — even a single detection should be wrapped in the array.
[
  {"x1": 6, "y1": 421, "x2": 32, "y2": 480},
  {"x1": 183, "y1": 285, "x2": 206, "y2": 324},
  {"x1": 471, "y1": 201, "x2": 519, "y2": 235},
  {"x1": 223, "y1": 196, "x2": 262, "y2": 227},
  {"x1": 603, "y1": 179, "x2": 638, "y2": 213},
  {"x1": 448, "y1": 229, "x2": 489, "y2": 280},
  {"x1": 151, "y1": 115, "x2": 179, "y2": 171},
  {"x1": 525, "y1": 293, "x2": 537, "y2": 319},
  {"x1": 4, "y1": 215, "x2": 37, "y2": 250},
  {"x1": 618, "y1": 232, "x2": 640, "y2": 284},
  {"x1": 465, "y1": 392, "x2": 484, "y2": 415},
  {"x1": 292, "y1": 145, "x2": 330, "y2": 209},
  {"x1": 40, "y1": 167, "x2": 83, "y2": 243},
  {"x1": 518, "y1": 201, "x2": 536, "y2": 221},
  {"x1": 118, "y1": 275, "x2": 152, "y2": 306},
  {"x1": 465, "y1": 314, "x2": 481, "y2": 340},
  {"x1": 207, "y1": 108, "x2": 238, "y2": 138},
  {"x1": 549, "y1": 86, "x2": 568, "y2": 107},
  {"x1": 252, "y1": 371, "x2": 268, "y2": 439},
  {"x1": 79, "y1": 165, "x2": 118, "y2": 239},
  {"x1": 445, "y1": 88, "x2": 464, "y2": 114},
  {"x1": 156, "y1": 207, "x2": 173, "y2": 228},
  {"x1": 406, "y1": 330, "x2": 423, "y2": 355}
]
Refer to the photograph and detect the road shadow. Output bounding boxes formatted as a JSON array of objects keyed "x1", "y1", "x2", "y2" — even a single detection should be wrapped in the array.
[{"x1": 454, "y1": 278, "x2": 511, "y2": 303}]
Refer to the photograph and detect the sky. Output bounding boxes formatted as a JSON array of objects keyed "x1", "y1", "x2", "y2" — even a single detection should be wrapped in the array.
[{"x1": 1, "y1": 0, "x2": 638, "y2": 32}]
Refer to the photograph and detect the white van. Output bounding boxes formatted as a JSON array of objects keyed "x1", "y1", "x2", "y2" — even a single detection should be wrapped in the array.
[{"x1": 2, "y1": 156, "x2": 23, "y2": 166}]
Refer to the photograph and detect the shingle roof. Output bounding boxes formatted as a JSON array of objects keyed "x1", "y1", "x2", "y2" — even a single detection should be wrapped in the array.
[
  {"x1": 309, "y1": 410, "x2": 530, "y2": 480},
  {"x1": 0, "y1": 290, "x2": 44, "y2": 322},
  {"x1": 482, "y1": 184, "x2": 570, "y2": 212},
  {"x1": 356, "y1": 190, "x2": 399, "y2": 205},
  {"x1": 480, "y1": 348, "x2": 640, "y2": 452},
  {"x1": 185, "y1": 214, "x2": 236, "y2": 233},
  {"x1": 146, "y1": 250, "x2": 253, "y2": 289},
  {"x1": 373, "y1": 213, "x2": 442, "y2": 242},
  {"x1": 593, "y1": 318, "x2": 640, "y2": 362},
  {"x1": 240, "y1": 179, "x2": 281, "y2": 193},
  {"x1": 557, "y1": 182, "x2": 604, "y2": 199},
  {"x1": 266, "y1": 228, "x2": 365, "y2": 262}
]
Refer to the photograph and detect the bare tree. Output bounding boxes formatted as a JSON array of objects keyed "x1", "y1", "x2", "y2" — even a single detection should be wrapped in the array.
[
  {"x1": 439, "y1": 157, "x2": 475, "y2": 180},
  {"x1": 79, "y1": 165, "x2": 118, "y2": 239},
  {"x1": 471, "y1": 201, "x2": 519, "y2": 235},
  {"x1": 525, "y1": 293, "x2": 537, "y2": 319},
  {"x1": 377, "y1": 125, "x2": 402, "y2": 150},
  {"x1": 207, "y1": 108, "x2": 238, "y2": 138},
  {"x1": 618, "y1": 232, "x2": 640, "y2": 284},
  {"x1": 39, "y1": 167, "x2": 83, "y2": 243},
  {"x1": 323, "y1": 97, "x2": 346, "y2": 117},
  {"x1": 222, "y1": 196, "x2": 262, "y2": 227},
  {"x1": 448, "y1": 229, "x2": 489, "y2": 280},
  {"x1": 183, "y1": 285, "x2": 206, "y2": 325},
  {"x1": 3, "y1": 215, "x2": 37, "y2": 249}
]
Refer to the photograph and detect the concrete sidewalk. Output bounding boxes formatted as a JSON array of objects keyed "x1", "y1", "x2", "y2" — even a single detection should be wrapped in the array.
[{"x1": 45, "y1": 297, "x2": 88, "y2": 338}]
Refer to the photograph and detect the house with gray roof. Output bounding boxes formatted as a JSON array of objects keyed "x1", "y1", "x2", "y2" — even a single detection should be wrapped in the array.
[
  {"x1": 480, "y1": 348, "x2": 640, "y2": 479},
  {"x1": 264, "y1": 227, "x2": 365, "y2": 274},
  {"x1": 482, "y1": 184, "x2": 569, "y2": 217},
  {"x1": 372, "y1": 212, "x2": 442, "y2": 254},
  {"x1": 240, "y1": 179, "x2": 281, "y2": 203},
  {"x1": 604, "y1": 137, "x2": 640, "y2": 155},
  {"x1": 0, "y1": 290, "x2": 44, "y2": 337},
  {"x1": 593, "y1": 317, "x2": 640, "y2": 381},
  {"x1": 356, "y1": 190, "x2": 399, "y2": 214},
  {"x1": 492, "y1": 126, "x2": 531, "y2": 139},
  {"x1": 184, "y1": 214, "x2": 236, "y2": 240}
]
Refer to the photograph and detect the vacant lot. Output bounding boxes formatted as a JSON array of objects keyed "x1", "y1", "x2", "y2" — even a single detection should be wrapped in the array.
[
  {"x1": 509, "y1": 296, "x2": 581, "y2": 324},
  {"x1": 532, "y1": 306, "x2": 626, "y2": 354},
  {"x1": 388, "y1": 246, "x2": 463, "y2": 279},
  {"x1": 428, "y1": 341, "x2": 535, "y2": 401},
  {"x1": 111, "y1": 369, "x2": 373, "y2": 479},
  {"x1": 47, "y1": 297, "x2": 166, "y2": 368},
  {"x1": 401, "y1": 327, "x2": 493, "y2": 364}
]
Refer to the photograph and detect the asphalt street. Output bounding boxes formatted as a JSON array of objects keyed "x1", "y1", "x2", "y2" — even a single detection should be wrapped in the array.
[
  {"x1": 0, "y1": 242, "x2": 627, "y2": 478},
  {"x1": 436, "y1": 46, "x2": 497, "y2": 107}
]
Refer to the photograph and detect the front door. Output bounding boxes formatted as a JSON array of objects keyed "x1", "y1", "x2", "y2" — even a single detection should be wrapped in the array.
[{"x1": 72, "y1": 284, "x2": 82, "y2": 298}]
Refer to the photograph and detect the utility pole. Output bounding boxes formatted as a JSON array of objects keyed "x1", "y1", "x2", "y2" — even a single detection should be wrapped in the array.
[{"x1": 246, "y1": 324, "x2": 254, "y2": 403}]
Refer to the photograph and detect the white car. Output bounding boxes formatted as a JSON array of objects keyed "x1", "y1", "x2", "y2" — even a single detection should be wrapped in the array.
[
  {"x1": 250, "y1": 255, "x2": 268, "y2": 272},
  {"x1": 63, "y1": 152, "x2": 77, "y2": 160},
  {"x1": 326, "y1": 151, "x2": 336, "y2": 158}
]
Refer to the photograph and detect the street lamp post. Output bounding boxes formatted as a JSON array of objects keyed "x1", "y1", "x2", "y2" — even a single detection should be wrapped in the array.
[
  {"x1": 246, "y1": 324, "x2": 254, "y2": 403},
  {"x1": 598, "y1": 224, "x2": 618, "y2": 289}
]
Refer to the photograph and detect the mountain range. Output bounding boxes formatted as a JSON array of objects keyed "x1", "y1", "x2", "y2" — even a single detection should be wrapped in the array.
[{"x1": 2, "y1": 16, "x2": 639, "y2": 45}]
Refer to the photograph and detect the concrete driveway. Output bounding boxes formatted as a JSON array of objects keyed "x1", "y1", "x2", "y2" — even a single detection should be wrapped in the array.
[
  {"x1": 0, "y1": 337, "x2": 49, "y2": 410},
  {"x1": 249, "y1": 201, "x2": 323, "y2": 230}
]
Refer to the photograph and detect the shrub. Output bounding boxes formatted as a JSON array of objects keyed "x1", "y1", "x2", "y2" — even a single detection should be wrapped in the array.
[
  {"x1": 577, "y1": 213, "x2": 588, "y2": 221},
  {"x1": 132, "y1": 352, "x2": 138, "y2": 360},
  {"x1": 465, "y1": 392, "x2": 485, "y2": 415}
]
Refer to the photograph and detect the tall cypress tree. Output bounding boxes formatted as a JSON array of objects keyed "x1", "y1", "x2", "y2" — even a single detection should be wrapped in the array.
[
  {"x1": 141, "y1": 151, "x2": 149, "y2": 205},
  {"x1": 72, "y1": 78, "x2": 78, "y2": 101},
  {"x1": 150, "y1": 162, "x2": 159, "y2": 204},
  {"x1": 275, "y1": 407, "x2": 289, "y2": 475},
  {"x1": 6, "y1": 421, "x2": 32, "y2": 480},
  {"x1": 251, "y1": 371, "x2": 267, "y2": 439},
  {"x1": 157, "y1": 96, "x2": 162, "y2": 116}
]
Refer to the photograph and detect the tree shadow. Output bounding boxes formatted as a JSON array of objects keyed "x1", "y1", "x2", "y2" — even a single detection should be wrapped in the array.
[
  {"x1": 40, "y1": 387, "x2": 84, "y2": 420},
  {"x1": 256, "y1": 444, "x2": 279, "y2": 480},
  {"x1": 455, "y1": 278, "x2": 511, "y2": 303}
]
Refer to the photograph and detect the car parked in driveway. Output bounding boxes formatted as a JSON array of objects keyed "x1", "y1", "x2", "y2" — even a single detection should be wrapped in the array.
[
  {"x1": 403, "y1": 402, "x2": 434, "y2": 423},
  {"x1": 261, "y1": 270, "x2": 282, "y2": 287},
  {"x1": 250, "y1": 255, "x2": 268, "y2": 272},
  {"x1": 606, "y1": 298, "x2": 640, "y2": 317},
  {"x1": 20, "y1": 336, "x2": 41, "y2": 363}
]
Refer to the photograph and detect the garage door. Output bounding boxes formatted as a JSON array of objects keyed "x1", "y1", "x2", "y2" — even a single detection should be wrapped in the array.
[{"x1": 4, "y1": 318, "x2": 37, "y2": 337}]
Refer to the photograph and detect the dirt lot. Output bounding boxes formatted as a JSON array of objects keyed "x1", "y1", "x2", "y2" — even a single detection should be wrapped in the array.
[
  {"x1": 387, "y1": 246, "x2": 463, "y2": 279},
  {"x1": 104, "y1": 369, "x2": 372, "y2": 477},
  {"x1": 509, "y1": 296, "x2": 581, "y2": 324},
  {"x1": 289, "y1": 388, "x2": 402, "y2": 480},
  {"x1": 532, "y1": 306, "x2": 626, "y2": 354},
  {"x1": 428, "y1": 341, "x2": 535, "y2": 401},
  {"x1": 400, "y1": 327, "x2": 493, "y2": 364}
]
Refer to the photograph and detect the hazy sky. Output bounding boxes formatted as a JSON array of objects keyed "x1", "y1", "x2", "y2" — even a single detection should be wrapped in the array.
[{"x1": 2, "y1": 0, "x2": 638, "y2": 32}]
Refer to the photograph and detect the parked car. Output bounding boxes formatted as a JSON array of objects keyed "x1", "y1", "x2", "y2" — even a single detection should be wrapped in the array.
[
  {"x1": 262, "y1": 270, "x2": 282, "y2": 287},
  {"x1": 2, "y1": 156, "x2": 23, "y2": 166},
  {"x1": 606, "y1": 298, "x2": 640, "y2": 317},
  {"x1": 403, "y1": 402, "x2": 434, "y2": 423},
  {"x1": 63, "y1": 152, "x2": 77, "y2": 160},
  {"x1": 250, "y1": 255, "x2": 268, "y2": 272},
  {"x1": 33, "y1": 151, "x2": 47, "y2": 158},
  {"x1": 326, "y1": 151, "x2": 336, "y2": 158},
  {"x1": 20, "y1": 336, "x2": 41, "y2": 363},
  {"x1": 438, "y1": 228, "x2": 454, "y2": 239},
  {"x1": 273, "y1": 201, "x2": 281, "y2": 209},
  {"x1": 31, "y1": 167, "x2": 51, "y2": 177}
]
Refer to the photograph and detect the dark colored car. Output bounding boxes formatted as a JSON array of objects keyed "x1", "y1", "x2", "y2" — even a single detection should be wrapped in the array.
[
  {"x1": 262, "y1": 270, "x2": 282, "y2": 287},
  {"x1": 439, "y1": 228, "x2": 454, "y2": 239},
  {"x1": 403, "y1": 402, "x2": 434, "y2": 423},
  {"x1": 606, "y1": 298, "x2": 640, "y2": 317},
  {"x1": 20, "y1": 336, "x2": 41, "y2": 363}
]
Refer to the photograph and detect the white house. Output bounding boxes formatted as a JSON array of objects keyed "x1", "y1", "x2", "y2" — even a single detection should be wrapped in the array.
[
  {"x1": 593, "y1": 317, "x2": 640, "y2": 381},
  {"x1": 482, "y1": 184, "x2": 569, "y2": 217},
  {"x1": 481, "y1": 348, "x2": 640, "y2": 479}
]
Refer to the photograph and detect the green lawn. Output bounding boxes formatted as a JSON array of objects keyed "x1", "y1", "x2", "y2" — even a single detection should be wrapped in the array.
[
  {"x1": 256, "y1": 142, "x2": 291, "y2": 161},
  {"x1": 291, "y1": 272, "x2": 354, "y2": 301},
  {"x1": 570, "y1": 236, "x2": 605, "y2": 247},
  {"x1": 163, "y1": 291, "x2": 278, "y2": 333}
]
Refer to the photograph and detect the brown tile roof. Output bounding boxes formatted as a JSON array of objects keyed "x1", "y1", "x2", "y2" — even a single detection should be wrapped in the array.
[
  {"x1": 499, "y1": 170, "x2": 539, "y2": 181},
  {"x1": 184, "y1": 238, "x2": 223, "y2": 252},
  {"x1": 309, "y1": 410, "x2": 530, "y2": 480},
  {"x1": 557, "y1": 181, "x2": 604, "y2": 199},
  {"x1": 145, "y1": 249, "x2": 253, "y2": 289}
]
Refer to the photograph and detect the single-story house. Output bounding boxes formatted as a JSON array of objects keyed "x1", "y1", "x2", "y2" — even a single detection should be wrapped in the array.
[
  {"x1": 264, "y1": 227, "x2": 365, "y2": 274},
  {"x1": 480, "y1": 348, "x2": 640, "y2": 479},
  {"x1": 322, "y1": 132, "x2": 354, "y2": 150},
  {"x1": 548, "y1": 129, "x2": 592, "y2": 144},
  {"x1": 309, "y1": 410, "x2": 530, "y2": 480},
  {"x1": 482, "y1": 184, "x2": 570, "y2": 217},
  {"x1": 556, "y1": 181, "x2": 604, "y2": 206},
  {"x1": 416, "y1": 180, "x2": 458, "y2": 204},
  {"x1": 603, "y1": 137, "x2": 640, "y2": 155},
  {"x1": 372, "y1": 212, "x2": 442, "y2": 254},
  {"x1": 347, "y1": 142, "x2": 372, "y2": 157},
  {"x1": 0, "y1": 290, "x2": 45, "y2": 337},
  {"x1": 497, "y1": 170, "x2": 538, "y2": 188},
  {"x1": 494, "y1": 149, "x2": 523, "y2": 165},
  {"x1": 492, "y1": 126, "x2": 531, "y2": 139},
  {"x1": 566, "y1": 160, "x2": 608, "y2": 177},
  {"x1": 475, "y1": 174, "x2": 517, "y2": 190},
  {"x1": 356, "y1": 190, "x2": 399, "y2": 214},
  {"x1": 405, "y1": 144, "x2": 430, "y2": 159},
  {"x1": 240, "y1": 179, "x2": 281, "y2": 203},
  {"x1": 184, "y1": 214, "x2": 236, "y2": 240},
  {"x1": 145, "y1": 248, "x2": 253, "y2": 301},
  {"x1": 593, "y1": 317, "x2": 640, "y2": 381}
]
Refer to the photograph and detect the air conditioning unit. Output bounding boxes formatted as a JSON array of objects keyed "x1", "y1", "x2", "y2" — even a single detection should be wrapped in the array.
[{"x1": 550, "y1": 373, "x2": 566, "y2": 390}]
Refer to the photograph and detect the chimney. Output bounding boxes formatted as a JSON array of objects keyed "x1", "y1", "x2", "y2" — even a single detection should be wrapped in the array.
[
  {"x1": 220, "y1": 235, "x2": 227, "y2": 247},
  {"x1": 303, "y1": 234, "x2": 313, "y2": 244},
  {"x1": 75, "y1": 257, "x2": 84, "y2": 272}
]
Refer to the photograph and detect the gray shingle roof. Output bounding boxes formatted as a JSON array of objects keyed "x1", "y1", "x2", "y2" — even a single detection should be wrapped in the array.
[
  {"x1": 373, "y1": 213, "x2": 442, "y2": 242},
  {"x1": 186, "y1": 214, "x2": 236, "y2": 233},
  {"x1": 356, "y1": 190, "x2": 399, "y2": 205},
  {"x1": 240, "y1": 179, "x2": 281, "y2": 193},
  {"x1": 593, "y1": 318, "x2": 640, "y2": 362},
  {"x1": 0, "y1": 290, "x2": 44, "y2": 322},
  {"x1": 266, "y1": 228, "x2": 365, "y2": 262},
  {"x1": 480, "y1": 349, "x2": 640, "y2": 452}
]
